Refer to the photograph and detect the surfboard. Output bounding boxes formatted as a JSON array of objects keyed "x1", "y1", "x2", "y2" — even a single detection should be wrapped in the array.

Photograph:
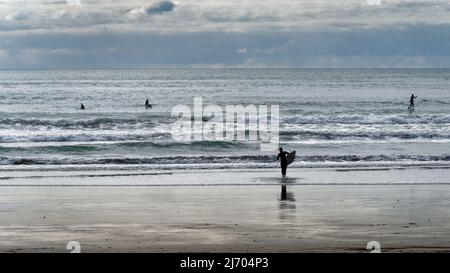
[{"x1": 286, "y1": 150, "x2": 296, "y2": 165}]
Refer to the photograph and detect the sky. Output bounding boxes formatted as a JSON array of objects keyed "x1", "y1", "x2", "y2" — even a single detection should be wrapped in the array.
[{"x1": 0, "y1": 0, "x2": 450, "y2": 68}]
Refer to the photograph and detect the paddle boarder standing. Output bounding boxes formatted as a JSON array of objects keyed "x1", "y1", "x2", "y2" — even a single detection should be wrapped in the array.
[
  {"x1": 277, "y1": 147, "x2": 290, "y2": 178},
  {"x1": 408, "y1": 94, "x2": 417, "y2": 110}
]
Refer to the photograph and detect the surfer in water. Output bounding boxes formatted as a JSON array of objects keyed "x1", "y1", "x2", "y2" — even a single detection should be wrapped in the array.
[
  {"x1": 80, "y1": 103, "x2": 85, "y2": 110},
  {"x1": 408, "y1": 94, "x2": 417, "y2": 110},
  {"x1": 145, "y1": 99, "x2": 152, "y2": 109},
  {"x1": 277, "y1": 147, "x2": 290, "y2": 178}
]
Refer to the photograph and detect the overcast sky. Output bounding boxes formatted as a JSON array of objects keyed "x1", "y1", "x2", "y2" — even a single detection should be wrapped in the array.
[{"x1": 1, "y1": 0, "x2": 450, "y2": 68}]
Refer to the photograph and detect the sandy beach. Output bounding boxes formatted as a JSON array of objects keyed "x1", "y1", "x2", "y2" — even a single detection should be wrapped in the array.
[{"x1": 1, "y1": 167, "x2": 450, "y2": 253}]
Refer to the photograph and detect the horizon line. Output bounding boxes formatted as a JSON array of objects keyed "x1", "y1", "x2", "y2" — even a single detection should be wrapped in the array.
[{"x1": 1, "y1": 67, "x2": 450, "y2": 71}]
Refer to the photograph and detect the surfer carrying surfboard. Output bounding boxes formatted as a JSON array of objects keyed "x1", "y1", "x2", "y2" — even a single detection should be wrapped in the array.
[{"x1": 277, "y1": 147, "x2": 293, "y2": 178}]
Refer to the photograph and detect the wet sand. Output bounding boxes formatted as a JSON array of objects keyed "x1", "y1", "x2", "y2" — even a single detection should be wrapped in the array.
[{"x1": 1, "y1": 168, "x2": 450, "y2": 252}]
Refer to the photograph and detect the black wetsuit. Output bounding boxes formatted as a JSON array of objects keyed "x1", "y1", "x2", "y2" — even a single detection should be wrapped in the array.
[
  {"x1": 409, "y1": 95, "x2": 417, "y2": 109},
  {"x1": 277, "y1": 151, "x2": 289, "y2": 176}
]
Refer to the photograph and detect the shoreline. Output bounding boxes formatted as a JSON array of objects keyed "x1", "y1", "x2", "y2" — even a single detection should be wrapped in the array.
[{"x1": 0, "y1": 167, "x2": 449, "y2": 186}]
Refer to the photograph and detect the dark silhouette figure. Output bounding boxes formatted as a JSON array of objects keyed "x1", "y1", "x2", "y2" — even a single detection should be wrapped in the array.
[
  {"x1": 408, "y1": 94, "x2": 417, "y2": 110},
  {"x1": 281, "y1": 184, "x2": 287, "y2": 200},
  {"x1": 277, "y1": 147, "x2": 290, "y2": 177},
  {"x1": 279, "y1": 184, "x2": 296, "y2": 219},
  {"x1": 145, "y1": 99, "x2": 152, "y2": 109},
  {"x1": 80, "y1": 103, "x2": 85, "y2": 110},
  {"x1": 280, "y1": 184, "x2": 296, "y2": 202}
]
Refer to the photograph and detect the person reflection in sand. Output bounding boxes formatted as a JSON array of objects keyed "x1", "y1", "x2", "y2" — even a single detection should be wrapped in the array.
[{"x1": 279, "y1": 184, "x2": 296, "y2": 220}]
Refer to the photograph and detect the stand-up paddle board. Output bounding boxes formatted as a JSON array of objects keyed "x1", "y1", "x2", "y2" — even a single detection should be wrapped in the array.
[{"x1": 286, "y1": 150, "x2": 296, "y2": 165}]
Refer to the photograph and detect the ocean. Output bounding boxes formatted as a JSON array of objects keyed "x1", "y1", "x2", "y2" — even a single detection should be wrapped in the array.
[{"x1": 0, "y1": 69, "x2": 449, "y2": 171}]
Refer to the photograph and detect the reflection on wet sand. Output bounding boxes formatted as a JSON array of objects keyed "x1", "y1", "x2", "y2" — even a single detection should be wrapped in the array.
[
  {"x1": 279, "y1": 182, "x2": 296, "y2": 220},
  {"x1": 253, "y1": 176, "x2": 299, "y2": 185}
]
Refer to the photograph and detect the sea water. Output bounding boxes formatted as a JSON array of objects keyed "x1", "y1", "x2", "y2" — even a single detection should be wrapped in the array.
[{"x1": 0, "y1": 69, "x2": 449, "y2": 171}]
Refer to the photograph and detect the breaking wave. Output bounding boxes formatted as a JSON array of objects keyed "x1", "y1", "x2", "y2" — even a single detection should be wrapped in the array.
[
  {"x1": 1, "y1": 154, "x2": 449, "y2": 166},
  {"x1": 283, "y1": 114, "x2": 450, "y2": 125}
]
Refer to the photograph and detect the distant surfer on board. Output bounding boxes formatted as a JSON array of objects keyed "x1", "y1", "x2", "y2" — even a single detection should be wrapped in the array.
[
  {"x1": 145, "y1": 99, "x2": 152, "y2": 109},
  {"x1": 408, "y1": 94, "x2": 417, "y2": 110},
  {"x1": 277, "y1": 147, "x2": 295, "y2": 178}
]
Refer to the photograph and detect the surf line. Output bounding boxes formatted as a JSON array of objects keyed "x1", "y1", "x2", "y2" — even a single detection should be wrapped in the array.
[
  {"x1": 171, "y1": 97, "x2": 280, "y2": 152},
  {"x1": 0, "y1": 172, "x2": 173, "y2": 180}
]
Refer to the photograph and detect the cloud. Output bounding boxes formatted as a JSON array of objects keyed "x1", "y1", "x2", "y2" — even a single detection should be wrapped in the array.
[
  {"x1": 0, "y1": 49, "x2": 8, "y2": 58},
  {"x1": 142, "y1": 1, "x2": 176, "y2": 15},
  {"x1": 1, "y1": 1, "x2": 450, "y2": 68},
  {"x1": 3, "y1": 1, "x2": 450, "y2": 34},
  {"x1": 127, "y1": 1, "x2": 176, "y2": 20},
  {"x1": 5, "y1": 11, "x2": 31, "y2": 21},
  {"x1": 237, "y1": 48, "x2": 247, "y2": 54},
  {"x1": 2, "y1": 24, "x2": 450, "y2": 69}
]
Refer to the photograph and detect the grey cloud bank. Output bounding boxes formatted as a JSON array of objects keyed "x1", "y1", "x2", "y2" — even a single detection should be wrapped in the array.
[
  {"x1": 0, "y1": 0, "x2": 449, "y2": 68},
  {"x1": 141, "y1": 1, "x2": 176, "y2": 14}
]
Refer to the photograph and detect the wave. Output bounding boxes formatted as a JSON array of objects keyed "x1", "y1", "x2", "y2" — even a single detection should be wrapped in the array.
[
  {"x1": 0, "y1": 140, "x2": 250, "y2": 154},
  {"x1": 1, "y1": 129, "x2": 448, "y2": 143},
  {"x1": 294, "y1": 99, "x2": 450, "y2": 107},
  {"x1": 280, "y1": 130, "x2": 450, "y2": 140},
  {"x1": 0, "y1": 117, "x2": 164, "y2": 129},
  {"x1": 115, "y1": 140, "x2": 248, "y2": 149},
  {"x1": 2, "y1": 113, "x2": 449, "y2": 131},
  {"x1": 435, "y1": 100, "x2": 450, "y2": 105},
  {"x1": 283, "y1": 114, "x2": 450, "y2": 125},
  {"x1": 1, "y1": 154, "x2": 449, "y2": 166},
  {"x1": 0, "y1": 131, "x2": 171, "y2": 143}
]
